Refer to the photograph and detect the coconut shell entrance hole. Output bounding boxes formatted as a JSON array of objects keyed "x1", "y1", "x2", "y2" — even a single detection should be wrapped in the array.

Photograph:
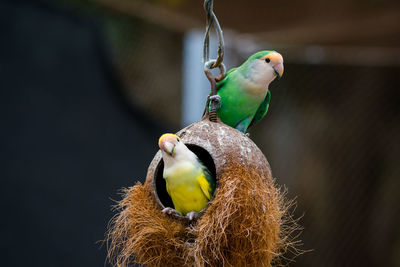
[{"x1": 154, "y1": 144, "x2": 217, "y2": 218}]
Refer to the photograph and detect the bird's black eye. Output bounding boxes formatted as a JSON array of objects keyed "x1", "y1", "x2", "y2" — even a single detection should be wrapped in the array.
[
  {"x1": 177, "y1": 138, "x2": 180, "y2": 142},
  {"x1": 265, "y1": 58, "x2": 271, "y2": 63}
]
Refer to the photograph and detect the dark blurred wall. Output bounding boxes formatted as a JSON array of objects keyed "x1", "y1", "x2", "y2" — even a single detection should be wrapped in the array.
[
  {"x1": 253, "y1": 63, "x2": 400, "y2": 267},
  {"x1": 0, "y1": 0, "x2": 170, "y2": 266}
]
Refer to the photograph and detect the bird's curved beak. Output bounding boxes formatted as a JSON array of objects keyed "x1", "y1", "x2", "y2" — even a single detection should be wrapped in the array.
[
  {"x1": 273, "y1": 63, "x2": 284, "y2": 79},
  {"x1": 163, "y1": 142, "x2": 175, "y2": 156},
  {"x1": 267, "y1": 51, "x2": 284, "y2": 79},
  {"x1": 158, "y1": 134, "x2": 177, "y2": 156},
  {"x1": 159, "y1": 140, "x2": 175, "y2": 156}
]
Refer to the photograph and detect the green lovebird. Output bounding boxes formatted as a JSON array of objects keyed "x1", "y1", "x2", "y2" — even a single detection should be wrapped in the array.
[
  {"x1": 209, "y1": 50, "x2": 284, "y2": 133},
  {"x1": 158, "y1": 133, "x2": 215, "y2": 220}
]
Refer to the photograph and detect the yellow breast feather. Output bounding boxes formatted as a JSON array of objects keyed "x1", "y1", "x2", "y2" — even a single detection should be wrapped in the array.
[{"x1": 165, "y1": 165, "x2": 210, "y2": 215}]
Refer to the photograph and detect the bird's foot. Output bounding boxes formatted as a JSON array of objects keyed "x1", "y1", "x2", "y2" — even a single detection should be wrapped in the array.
[
  {"x1": 162, "y1": 207, "x2": 180, "y2": 216},
  {"x1": 208, "y1": 95, "x2": 221, "y2": 103},
  {"x1": 186, "y1": 211, "x2": 200, "y2": 221}
]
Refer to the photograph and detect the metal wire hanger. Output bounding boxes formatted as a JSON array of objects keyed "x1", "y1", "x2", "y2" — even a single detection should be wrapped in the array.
[{"x1": 203, "y1": 0, "x2": 225, "y2": 122}]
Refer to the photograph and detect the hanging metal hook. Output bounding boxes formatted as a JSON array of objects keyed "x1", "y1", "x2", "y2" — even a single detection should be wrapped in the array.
[
  {"x1": 203, "y1": 0, "x2": 225, "y2": 122},
  {"x1": 203, "y1": 0, "x2": 224, "y2": 69}
]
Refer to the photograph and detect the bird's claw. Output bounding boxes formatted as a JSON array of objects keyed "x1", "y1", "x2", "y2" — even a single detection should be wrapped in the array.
[
  {"x1": 186, "y1": 211, "x2": 199, "y2": 221},
  {"x1": 208, "y1": 95, "x2": 221, "y2": 103},
  {"x1": 162, "y1": 207, "x2": 180, "y2": 216}
]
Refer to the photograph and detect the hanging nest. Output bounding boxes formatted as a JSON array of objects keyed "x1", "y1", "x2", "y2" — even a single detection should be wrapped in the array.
[{"x1": 107, "y1": 118, "x2": 297, "y2": 266}]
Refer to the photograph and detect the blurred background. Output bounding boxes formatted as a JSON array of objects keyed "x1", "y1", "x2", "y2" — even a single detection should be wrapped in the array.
[{"x1": 1, "y1": 0, "x2": 399, "y2": 266}]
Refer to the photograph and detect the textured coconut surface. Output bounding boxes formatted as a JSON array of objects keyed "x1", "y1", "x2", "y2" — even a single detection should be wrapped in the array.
[{"x1": 107, "y1": 119, "x2": 298, "y2": 266}]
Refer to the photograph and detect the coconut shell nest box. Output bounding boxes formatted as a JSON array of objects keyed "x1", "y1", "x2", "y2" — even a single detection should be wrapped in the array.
[{"x1": 108, "y1": 118, "x2": 293, "y2": 266}]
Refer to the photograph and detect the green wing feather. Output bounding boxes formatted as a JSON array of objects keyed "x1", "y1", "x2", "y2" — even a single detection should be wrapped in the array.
[{"x1": 248, "y1": 90, "x2": 271, "y2": 129}]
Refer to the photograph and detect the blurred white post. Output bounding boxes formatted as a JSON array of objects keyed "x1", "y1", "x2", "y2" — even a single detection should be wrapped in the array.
[
  {"x1": 182, "y1": 30, "x2": 239, "y2": 127},
  {"x1": 181, "y1": 30, "x2": 211, "y2": 127}
]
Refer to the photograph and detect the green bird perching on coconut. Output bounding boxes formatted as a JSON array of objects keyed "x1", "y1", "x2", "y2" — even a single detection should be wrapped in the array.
[{"x1": 208, "y1": 50, "x2": 284, "y2": 133}]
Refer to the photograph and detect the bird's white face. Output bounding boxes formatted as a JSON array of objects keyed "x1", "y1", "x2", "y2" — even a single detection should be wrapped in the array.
[
  {"x1": 158, "y1": 133, "x2": 195, "y2": 167},
  {"x1": 249, "y1": 51, "x2": 284, "y2": 88}
]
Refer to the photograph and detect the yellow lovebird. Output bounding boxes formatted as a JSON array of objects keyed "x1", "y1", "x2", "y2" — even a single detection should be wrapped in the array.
[{"x1": 158, "y1": 133, "x2": 215, "y2": 220}]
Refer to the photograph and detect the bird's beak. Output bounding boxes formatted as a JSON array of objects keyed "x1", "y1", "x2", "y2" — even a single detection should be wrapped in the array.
[
  {"x1": 158, "y1": 133, "x2": 177, "y2": 156},
  {"x1": 273, "y1": 63, "x2": 284, "y2": 79},
  {"x1": 164, "y1": 142, "x2": 175, "y2": 156},
  {"x1": 159, "y1": 140, "x2": 175, "y2": 156},
  {"x1": 267, "y1": 51, "x2": 284, "y2": 79}
]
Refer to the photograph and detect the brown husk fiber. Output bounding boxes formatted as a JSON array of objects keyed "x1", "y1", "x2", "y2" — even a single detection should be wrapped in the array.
[
  {"x1": 192, "y1": 166, "x2": 285, "y2": 266},
  {"x1": 107, "y1": 181, "x2": 190, "y2": 266},
  {"x1": 107, "y1": 167, "x2": 295, "y2": 266}
]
